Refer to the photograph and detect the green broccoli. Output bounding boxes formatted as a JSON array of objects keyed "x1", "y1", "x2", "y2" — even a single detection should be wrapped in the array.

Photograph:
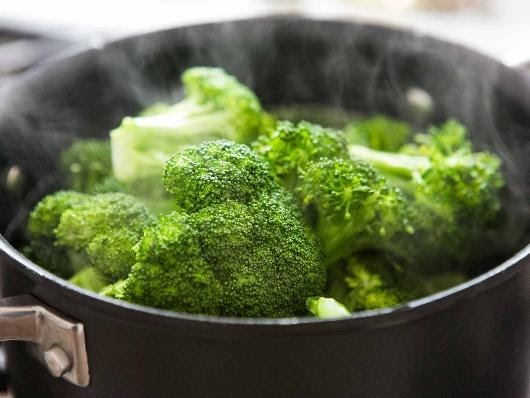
[
  {"x1": 107, "y1": 140, "x2": 326, "y2": 317},
  {"x1": 26, "y1": 191, "x2": 89, "y2": 277},
  {"x1": 306, "y1": 297, "x2": 351, "y2": 319},
  {"x1": 344, "y1": 115, "x2": 412, "y2": 152},
  {"x1": 163, "y1": 140, "x2": 277, "y2": 212},
  {"x1": 91, "y1": 175, "x2": 174, "y2": 215},
  {"x1": 314, "y1": 252, "x2": 465, "y2": 316},
  {"x1": 68, "y1": 266, "x2": 108, "y2": 292},
  {"x1": 297, "y1": 157, "x2": 413, "y2": 266},
  {"x1": 400, "y1": 119, "x2": 470, "y2": 157},
  {"x1": 111, "y1": 67, "x2": 274, "y2": 182},
  {"x1": 60, "y1": 139, "x2": 172, "y2": 215},
  {"x1": 55, "y1": 192, "x2": 154, "y2": 281},
  {"x1": 325, "y1": 252, "x2": 425, "y2": 311},
  {"x1": 349, "y1": 120, "x2": 504, "y2": 272},
  {"x1": 253, "y1": 120, "x2": 348, "y2": 189},
  {"x1": 27, "y1": 191, "x2": 153, "y2": 286},
  {"x1": 61, "y1": 139, "x2": 113, "y2": 193}
]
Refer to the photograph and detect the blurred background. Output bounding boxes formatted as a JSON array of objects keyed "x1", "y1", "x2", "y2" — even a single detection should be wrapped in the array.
[{"x1": 0, "y1": 0, "x2": 530, "y2": 88}]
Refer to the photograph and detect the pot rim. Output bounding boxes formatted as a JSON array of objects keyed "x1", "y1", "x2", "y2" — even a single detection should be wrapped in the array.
[{"x1": 0, "y1": 15, "x2": 529, "y2": 332}]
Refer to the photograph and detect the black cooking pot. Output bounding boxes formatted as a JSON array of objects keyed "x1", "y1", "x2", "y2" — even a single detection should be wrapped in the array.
[{"x1": 0, "y1": 16, "x2": 529, "y2": 398}]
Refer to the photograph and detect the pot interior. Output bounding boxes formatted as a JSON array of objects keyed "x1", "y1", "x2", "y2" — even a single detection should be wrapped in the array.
[{"x1": 0, "y1": 16, "x2": 528, "y2": 278}]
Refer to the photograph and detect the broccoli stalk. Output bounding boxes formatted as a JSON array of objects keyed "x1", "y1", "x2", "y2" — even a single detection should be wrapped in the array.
[
  {"x1": 111, "y1": 67, "x2": 274, "y2": 182},
  {"x1": 306, "y1": 297, "x2": 350, "y2": 319},
  {"x1": 344, "y1": 115, "x2": 412, "y2": 151}
]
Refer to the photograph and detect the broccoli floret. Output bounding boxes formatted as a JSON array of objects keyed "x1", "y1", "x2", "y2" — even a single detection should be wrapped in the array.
[
  {"x1": 270, "y1": 104, "x2": 357, "y2": 128},
  {"x1": 306, "y1": 297, "x2": 351, "y2": 319},
  {"x1": 27, "y1": 191, "x2": 153, "y2": 283},
  {"x1": 92, "y1": 175, "x2": 175, "y2": 215},
  {"x1": 69, "y1": 266, "x2": 108, "y2": 292},
  {"x1": 111, "y1": 67, "x2": 274, "y2": 182},
  {"x1": 54, "y1": 192, "x2": 154, "y2": 280},
  {"x1": 297, "y1": 158, "x2": 413, "y2": 266},
  {"x1": 116, "y1": 196, "x2": 324, "y2": 317},
  {"x1": 344, "y1": 115, "x2": 412, "y2": 152},
  {"x1": 61, "y1": 140, "x2": 112, "y2": 193},
  {"x1": 110, "y1": 140, "x2": 325, "y2": 317},
  {"x1": 26, "y1": 191, "x2": 89, "y2": 277},
  {"x1": 55, "y1": 193, "x2": 151, "y2": 248},
  {"x1": 60, "y1": 139, "x2": 173, "y2": 214},
  {"x1": 349, "y1": 120, "x2": 504, "y2": 272},
  {"x1": 400, "y1": 119, "x2": 470, "y2": 157},
  {"x1": 326, "y1": 252, "x2": 425, "y2": 311},
  {"x1": 420, "y1": 271, "x2": 467, "y2": 295},
  {"x1": 253, "y1": 120, "x2": 348, "y2": 189},
  {"x1": 163, "y1": 140, "x2": 277, "y2": 212}
]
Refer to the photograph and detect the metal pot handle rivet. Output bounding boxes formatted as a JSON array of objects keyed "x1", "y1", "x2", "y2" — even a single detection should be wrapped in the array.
[
  {"x1": 0, "y1": 295, "x2": 89, "y2": 387},
  {"x1": 43, "y1": 345, "x2": 72, "y2": 378}
]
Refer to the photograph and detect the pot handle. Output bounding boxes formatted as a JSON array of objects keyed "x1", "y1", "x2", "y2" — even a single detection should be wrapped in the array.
[{"x1": 0, "y1": 294, "x2": 89, "y2": 387}]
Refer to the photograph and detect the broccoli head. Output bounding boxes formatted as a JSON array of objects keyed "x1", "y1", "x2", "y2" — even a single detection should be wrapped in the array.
[
  {"x1": 253, "y1": 120, "x2": 348, "y2": 189},
  {"x1": 26, "y1": 190, "x2": 89, "y2": 277},
  {"x1": 55, "y1": 192, "x2": 154, "y2": 281},
  {"x1": 108, "y1": 140, "x2": 326, "y2": 317},
  {"x1": 111, "y1": 67, "x2": 274, "y2": 182},
  {"x1": 326, "y1": 252, "x2": 425, "y2": 311},
  {"x1": 61, "y1": 139, "x2": 113, "y2": 193},
  {"x1": 163, "y1": 140, "x2": 277, "y2": 212},
  {"x1": 400, "y1": 119, "x2": 470, "y2": 157},
  {"x1": 27, "y1": 191, "x2": 153, "y2": 285},
  {"x1": 113, "y1": 195, "x2": 324, "y2": 317},
  {"x1": 349, "y1": 120, "x2": 504, "y2": 272},
  {"x1": 297, "y1": 158, "x2": 413, "y2": 266}
]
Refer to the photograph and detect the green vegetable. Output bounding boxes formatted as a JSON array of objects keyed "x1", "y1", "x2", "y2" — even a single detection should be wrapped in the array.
[
  {"x1": 344, "y1": 115, "x2": 412, "y2": 151},
  {"x1": 55, "y1": 192, "x2": 154, "y2": 281},
  {"x1": 306, "y1": 297, "x2": 350, "y2": 319},
  {"x1": 163, "y1": 140, "x2": 277, "y2": 212},
  {"x1": 60, "y1": 139, "x2": 172, "y2": 215},
  {"x1": 109, "y1": 140, "x2": 326, "y2": 317},
  {"x1": 326, "y1": 252, "x2": 424, "y2": 311},
  {"x1": 26, "y1": 69, "x2": 507, "y2": 319},
  {"x1": 349, "y1": 120, "x2": 504, "y2": 272},
  {"x1": 61, "y1": 140, "x2": 113, "y2": 193},
  {"x1": 92, "y1": 175, "x2": 174, "y2": 215},
  {"x1": 28, "y1": 191, "x2": 153, "y2": 284},
  {"x1": 26, "y1": 191, "x2": 89, "y2": 277},
  {"x1": 110, "y1": 67, "x2": 274, "y2": 182},
  {"x1": 297, "y1": 157, "x2": 413, "y2": 266},
  {"x1": 68, "y1": 266, "x2": 108, "y2": 292},
  {"x1": 253, "y1": 120, "x2": 348, "y2": 189}
]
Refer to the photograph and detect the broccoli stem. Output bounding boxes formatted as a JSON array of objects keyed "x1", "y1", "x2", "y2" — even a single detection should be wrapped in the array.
[
  {"x1": 307, "y1": 297, "x2": 351, "y2": 319},
  {"x1": 348, "y1": 144, "x2": 430, "y2": 179},
  {"x1": 111, "y1": 111, "x2": 234, "y2": 182}
]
